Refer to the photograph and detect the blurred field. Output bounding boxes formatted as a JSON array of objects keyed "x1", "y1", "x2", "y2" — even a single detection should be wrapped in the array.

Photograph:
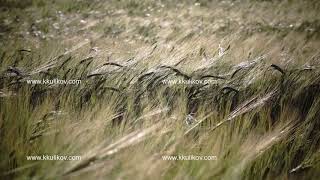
[{"x1": 1, "y1": 0, "x2": 320, "y2": 179}]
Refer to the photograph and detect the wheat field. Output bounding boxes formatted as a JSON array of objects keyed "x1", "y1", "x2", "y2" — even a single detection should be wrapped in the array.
[{"x1": 1, "y1": 0, "x2": 320, "y2": 179}]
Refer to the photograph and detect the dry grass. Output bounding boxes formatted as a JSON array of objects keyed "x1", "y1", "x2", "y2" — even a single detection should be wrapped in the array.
[{"x1": 1, "y1": 0, "x2": 320, "y2": 179}]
